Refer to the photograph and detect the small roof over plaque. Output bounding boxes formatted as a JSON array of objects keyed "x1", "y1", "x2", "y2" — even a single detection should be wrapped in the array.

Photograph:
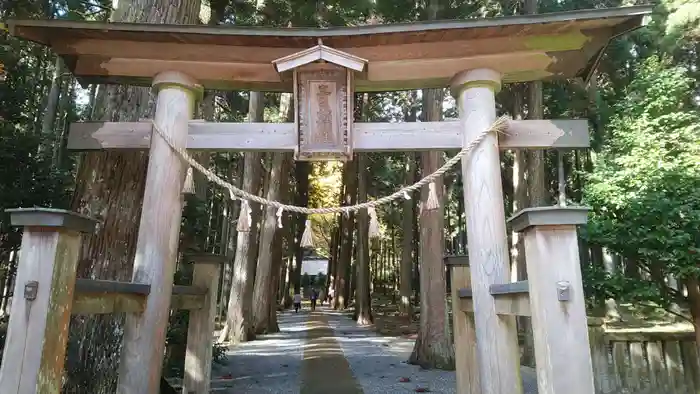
[{"x1": 272, "y1": 40, "x2": 368, "y2": 73}]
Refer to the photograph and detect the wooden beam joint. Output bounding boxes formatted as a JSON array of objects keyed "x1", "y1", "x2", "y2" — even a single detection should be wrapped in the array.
[
  {"x1": 444, "y1": 254, "x2": 469, "y2": 267},
  {"x1": 71, "y1": 279, "x2": 207, "y2": 314},
  {"x1": 457, "y1": 281, "x2": 532, "y2": 317},
  {"x1": 489, "y1": 280, "x2": 529, "y2": 295}
]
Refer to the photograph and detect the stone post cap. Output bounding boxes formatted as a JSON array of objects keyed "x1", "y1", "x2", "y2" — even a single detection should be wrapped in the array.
[
  {"x1": 183, "y1": 253, "x2": 227, "y2": 265},
  {"x1": 508, "y1": 206, "x2": 589, "y2": 233},
  {"x1": 443, "y1": 254, "x2": 470, "y2": 267},
  {"x1": 6, "y1": 207, "x2": 97, "y2": 234}
]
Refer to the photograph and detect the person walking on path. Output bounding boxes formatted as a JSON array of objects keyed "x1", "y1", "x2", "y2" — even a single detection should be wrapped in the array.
[
  {"x1": 310, "y1": 288, "x2": 318, "y2": 311},
  {"x1": 293, "y1": 292, "x2": 303, "y2": 313}
]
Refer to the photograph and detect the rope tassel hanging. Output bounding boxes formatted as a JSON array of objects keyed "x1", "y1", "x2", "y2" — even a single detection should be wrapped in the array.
[
  {"x1": 425, "y1": 181, "x2": 440, "y2": 210},
  {"x1": 182, "y1": 167, "x2": 195, "y2": 194},
  {"x1": 276, "y1": 207, "x2": 284, "y2": 228},
  {"x1": 237, "y1": 200, "x2": 252, "y2": 232},
  {"x1": 300, "y1": 219, "x2": 314, "y2": 248},
  {"x1": 368, "y1": 207, "x2": 381, "y2": 238}
]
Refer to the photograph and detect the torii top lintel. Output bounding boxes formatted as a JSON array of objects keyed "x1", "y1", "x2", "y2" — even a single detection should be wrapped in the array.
[{"x1": 7, "y1": 5, "x2": 650, "y2": 92}]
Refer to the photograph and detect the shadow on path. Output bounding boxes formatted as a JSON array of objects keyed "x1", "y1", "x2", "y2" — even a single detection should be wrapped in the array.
[
  {"x1": 299, "y1": 310, "x2": 363, "y2": 394},
  {"x1": 216, "y1": 310, "x2": 307, "y2": 393},
  {"x1": 215, "y1": 306, "x2": 538, "y2": 393}
]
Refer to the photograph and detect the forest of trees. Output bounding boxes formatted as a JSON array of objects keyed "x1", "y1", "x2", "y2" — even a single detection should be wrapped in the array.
[{"x1": 0, "y1": 0, "x2": 698, "y2": 391}]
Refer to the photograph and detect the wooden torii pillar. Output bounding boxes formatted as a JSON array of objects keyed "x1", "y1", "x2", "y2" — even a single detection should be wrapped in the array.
[
  {"x1": 451, "y1": 68, "x2": 522, "y2": 393},
  {"x1": 0, "y1": 207, "x2": 225, "y2": 394},
  {"x1": 449, "y1": 207, "x2": 596, "y2": 394},
  {"x1": 117, "y1": 71, "x2": 203, "y2": 393},
  {"x1": 0, "y1": 208, "x2": 96, "y2": 394},
  {"x1": 510, "y1": 206, "x2": 595, "y2": 394}
]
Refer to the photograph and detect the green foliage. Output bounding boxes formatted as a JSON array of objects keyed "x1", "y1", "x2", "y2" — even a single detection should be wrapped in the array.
[
  {"x1": 301, "y1": 273, "x2": 311, "y2": 288},
  {"x1": 0, "y1": 2, "x2": 75, "y2": 253},
  {"x1": 316, "y1": 272, "x2": 327, "y2": 286},
  {"x1": 584, "y1": 56, "x2": 700, "y2": 308},
  {"x1": 239, "y1": 0, "x2": 372, "y2": 27},
  {"x1": 212, "y1": 342, "x2": 228, "y2": 364},
  {"x1": 663, "y1": 0, "x2": 700, "y2": 41},
  {"x1": 300, "y1": 272, "x2": 327, "y2": 288}
]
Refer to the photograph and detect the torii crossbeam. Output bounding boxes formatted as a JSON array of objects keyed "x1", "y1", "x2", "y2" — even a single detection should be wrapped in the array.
[{"x1": 67, "y1": 119, "x2": 590, "y2": 152}]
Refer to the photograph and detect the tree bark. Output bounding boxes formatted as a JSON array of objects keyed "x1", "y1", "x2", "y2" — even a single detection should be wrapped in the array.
[
  {"x1": 273, "y1": 97, "x2": 294, "y2": 311},
  {"x1": 31, "y1": 50, "x2": 50, "y2": 134},
  {"x1": 335, "y1": 159, "x2": 357, "y2": 309},
  {"x1": 412, "y1": 192, "x2": 420, "y2": 307},
  {"x1": 624, "y1": 257, "x2": 640, "y2": 279},
  {"x1": 216, "y1": 158, "x2": 242, "y2": 324},
  {"x1": 511, "y1": 87, "x2": 528, "y2": 278},
  {"x1": 282, "y1": 218, "x2": 296, "y2": 308},
  {"x1": 349, "y1": 247, "x2": 358, "y2": 302},
  {"x1": 400, "y1": 153, "x2": 416, "y2": 316},
  {"x1": 408, "y1": 85, "x2": 455, "y2": 370},
  {"x1": 355, "y1": 153, "x2": 373, "y2": 325},
  {"x1": 197, "y1": 89, "x2": 233, "y2": 324},
  {"x1": 524, "y1": 1, "x2": 547, "y2": 208},
  {"x1": 252, "y1": 151, "x2": 288, "y2": 333},
  {"x1": 330, "y1": 224, "x2": 341, "y2": 300},
  {"x1": 601, "y1": 248, "x2": 622, "y2": 320},
  {"x1": 223, "y1": 92, "x2": 264, "y2": 344},
  {"x1": 519, "y1": 0, "x2": 544, "y2": 368},
  {"x1": 53, "y1": 74, "x2": 73, "y2": 168},
  {"x1": 40, "y1": 56, "x2": 62, "y2": 156},
  {"x1": 526, "y1": 90, "x2": 547, "y2": 205},
  {"x1": 292, "y1": 162, "x2": 310, "y2": 294},
  {"x1": 266, "y1": 154, "x2": 292, "y2": 333},
  {"x1": 326, "y1": 228, "x2": 339, "y2": 297},
  {"x1": 64, "y1": 1, "x2": 201, "y2": 392},
  {"x1": 267, "y1": 94, "x2": 294, "y2": 318},
  {"x1": 685, "y1": 278, "x2": 700, "y2": 356},
  {"x1": 509, "y1": 85, "x2": 535, "y2": 366}
]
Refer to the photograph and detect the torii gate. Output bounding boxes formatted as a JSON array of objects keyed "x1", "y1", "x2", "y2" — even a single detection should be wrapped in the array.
[{"x1": 2, "y1": 6, "x2": 650, "y2": 394}]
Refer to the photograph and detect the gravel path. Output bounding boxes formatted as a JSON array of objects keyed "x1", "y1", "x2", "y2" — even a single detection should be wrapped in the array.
[
  {"x1": 324, "y1": 309, "x2": 538, "y2": 394},
  {"x1": 299, "y1": 310, "x2": 363, "y2": 393},
  {"x1": 214, "y1": 306, "x2": 538, "y2": 393},
  {"x1": 215, "y1": 311, "x2": 306, "y2": 393}
]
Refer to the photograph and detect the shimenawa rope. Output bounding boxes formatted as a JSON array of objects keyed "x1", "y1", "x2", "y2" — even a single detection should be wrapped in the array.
[{"x1": 151, "y1": 115, "x2": 509, "y2": 216}]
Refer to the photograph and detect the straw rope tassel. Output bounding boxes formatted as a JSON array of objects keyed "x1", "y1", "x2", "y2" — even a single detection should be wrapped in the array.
[
  {"x1": 237, "y1": 200, "x2": 252, "y2": 232},
  {"x1": 182, "y1": 166, "x2": 195, "y2": 194},
  {"x1": 276, "y1": 207, "x2": 284, "y2": 228},
  {"x1": 368, "y1": 207, "x2": 381, "y2": 238},
  {"x1": 300, "y1": 219, "x2": 314, "y2": 247},
  {"x1": 425, "y1": 182, "x2": 440, "y2": 210}
]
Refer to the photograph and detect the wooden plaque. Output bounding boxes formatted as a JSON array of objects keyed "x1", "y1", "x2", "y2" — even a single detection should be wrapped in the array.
[{"x1": 295, "y1": 63, "x2": 352, "y2": 161}]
